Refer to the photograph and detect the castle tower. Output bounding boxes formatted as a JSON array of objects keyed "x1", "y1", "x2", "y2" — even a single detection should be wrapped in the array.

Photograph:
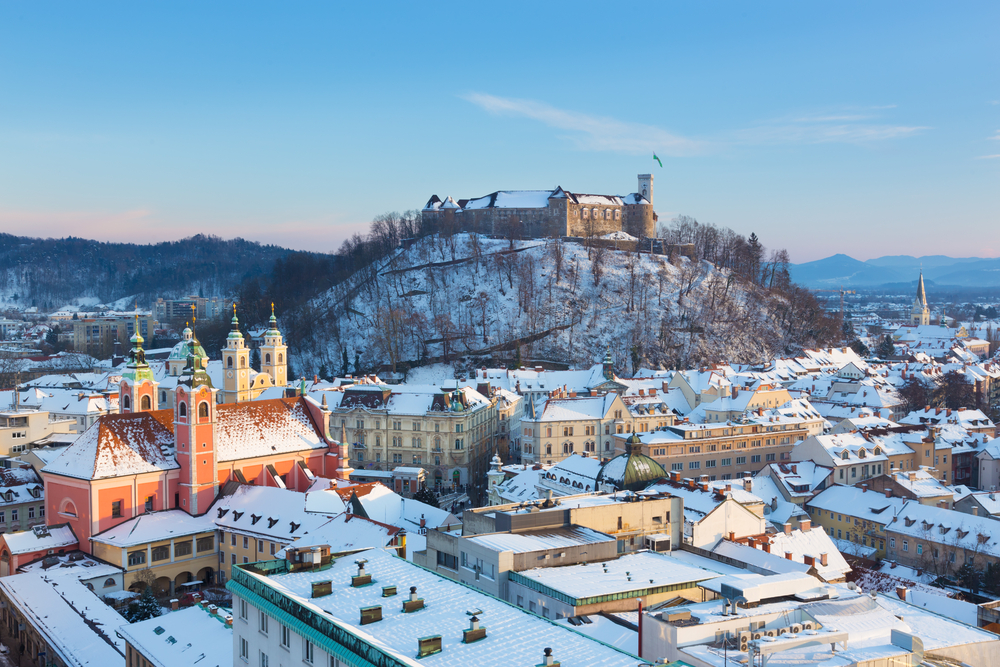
[
  {"x1": 638, "y1": 173, "x2": 653, "y2": 207},
  {"x1": 119, "y1": 318, "x2": 158, "y2": 413},
  {"x1": 259, "y1": 304, "x2": 288, "y2": 387},
  {"x1": 174, "y1": 348, "x2": 219, "y2": 515},
  {"x1": 910, "y1": 272, "x2": 930, "y2": 326},
  {"x1": 222, "y1": 306, "x2": 251, "y2": 404}
]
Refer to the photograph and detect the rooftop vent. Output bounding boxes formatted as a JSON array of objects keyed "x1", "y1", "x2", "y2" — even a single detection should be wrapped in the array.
[
  {"x1": 463, "y1": 615, "x2": 487, "y2": 644},
  {"x1": 538, "y1": 647, "x2": 560, "y2": 667},
  {"x1": 311, "y1": 580, "x2": 332, "y2": 598},
  {"x1": 403, "y1": 586, "x2": 424, "y2": 613},
  {"x1": 360, "y1": 605, "x2": 382, "y2": 625},
  {"x1": 352, "y1": 559, "x2": 372, "y2": 587},
  {"x1": 382, "y1": 585, "x2": 397, "y2": 597},
  {"x1": 417, "y1": 635, "x2": 442, "y2": 658}
]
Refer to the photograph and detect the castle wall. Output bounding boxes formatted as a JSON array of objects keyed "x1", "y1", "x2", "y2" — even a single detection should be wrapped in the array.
[{"x1": 566, "y1": 202, "x2": 623, "y2": 238}]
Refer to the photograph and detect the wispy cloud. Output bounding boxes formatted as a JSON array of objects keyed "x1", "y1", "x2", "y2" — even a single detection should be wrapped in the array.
[
  {"x1": 976, "y1": 154, "x2": 1000, "y2": 160},
  {"x1": 461, "y1": 93, "x2": 705, "y2": 156},
  {"x1": 462, "y1": 93, "x2": 927, "y2": 155},
  {"x1": 989, "y1": 130, "x2": 1000, "y2": 140}
]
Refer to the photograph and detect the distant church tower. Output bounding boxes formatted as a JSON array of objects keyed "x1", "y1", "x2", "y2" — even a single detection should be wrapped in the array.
[
  {"x1": 910, "y1": 271, "x2": 930, "y2": 326},
  {"x1": 174, "y1": 348, "x2": 219, "y2": 514},
  {"x1": 638, "y1": 173, "x2": 653, "y2": 206},
  {"x1": 259, "y1": 304, "x2": 288, "y2": 387},
  {"x1": 222, "y1": 306, "x2": 251, "y2": 404},
  {"x1": 119, "y1": 319, "x2": 158, "y2": 413}
]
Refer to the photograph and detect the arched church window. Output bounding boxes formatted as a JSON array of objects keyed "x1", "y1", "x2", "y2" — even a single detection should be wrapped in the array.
[
  {"x1": 240, "y1": 357, "x2": 246, "y2": 368},
  {"x1": 198, "y1": 402, "x2": 209, "y2": 418},
  {"x1": 278, "y1": 354, "x2": 283, "y2": 363},
  {"x1": 140, "y1": 396, "x2": 151, "y2": 410},
  {"x1": 179, "y1": 402, "x2": 187, "y2": 418},
  {"x1": 265, "y1": 354, "x2": 271, "y2": 365},
  {"x1": 122, "y1": 395, "x2": 131, "y2": 411},
  {"x1": 227, "y1": 357, "x2": 233, "y2": 369}
]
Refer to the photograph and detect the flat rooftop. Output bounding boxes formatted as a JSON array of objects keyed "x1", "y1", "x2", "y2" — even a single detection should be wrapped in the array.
[
  {"x1": 229, "y1": 547, "x2": 648, "y2": 667},
  {"x1": 465, "y1": 525, "x2": 614, "y2": 553},
  {"x1": 511, "y1": 551, "x2": 718, "y2": 603}
]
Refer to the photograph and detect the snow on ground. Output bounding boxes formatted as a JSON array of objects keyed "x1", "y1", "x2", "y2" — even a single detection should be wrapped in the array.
[
  {"x1": 600, "y1": 231, "x2": 637, "y2": 241},
  {"x1": 403, "y1": 363, "x2": 460, "y2": 386},
  {"x1": 302, "y1": 233, "x2": 796, "y2": 375}
]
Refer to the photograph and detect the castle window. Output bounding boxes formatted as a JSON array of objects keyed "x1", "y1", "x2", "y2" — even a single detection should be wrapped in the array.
[
  {"x1": 615, "y1": 210, "x2": 621, "y2": 220},
  {"x1": 140, "y1": 395, "x2": 151, "y2": 410},
  {"x1": 265, "y1": 353, "x2": 271, "y2": 364},
  {"x1": 179, "y1": 402, "x2": 187, "y2": 418},
  {"x1": 199, "y1": 402, "x2": 209, "y2": 418},
  {"x1": 582, "y1": 209, "x2": 589, "y2": 219}
]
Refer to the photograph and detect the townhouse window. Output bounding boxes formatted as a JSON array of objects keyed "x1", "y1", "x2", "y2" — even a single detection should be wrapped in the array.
[
  {"x1": 258, "y1": 540, "x2": 264, "y2": 553},
  {"x1": 705, "y1": 460, "x2": 716, "y2": 468},
  {"x1": 721, "y1": 458, "x2": 732, "y2": 466},
  {"x1": 280, "y1": 624, "x2": 291, "y2": 647},
  {"x1": 765, "y1": 453, "x2": 775, "y2": 462},
  {"x1": 412, "y1": 422, "x2": 421, "y2": 431},
  {"x1": 671, "y1": 463, "x2": 683, "y2": 471},
  {"x1": 127, "y1": 551, "x2": 146, "y2": 566},
  {"x1": 605, "y1": 425, "x2": 610, "y2": 434},
  {"x1": 303, "y1": 639, "x2": 315, "y2": 664},
  {"x1": 243, "y1": 556, "x2": 249, "y2": 564},
  {"x1": 689, "y1": 461, "x2": 700, "y2": 470},
  {"x1": 260, "y1": 651, "x2": 269, "y2": 667},
  {"x1": 27, "y1": 507, "x2": 34, "y2": 519},
  {"x1": 197, "y1": 536, "x2": 214, "y2": 552},
  {"x1": 838, "y1": 529, "x2": 842, "y2": 539},
  {"x1": 751, "y1": 455, "x2": 761, "y2": 463},
  {"x1": 851, "y1": 468, "x2": 857, "y2": 478},
  {"x1": 112, "y1": 501, "x2": 122, "y2": 518},
  {"x1": 259, "y1": 610, "x2": 269, "y2": 634},
  {"x1": 243, "y1": 536, "x2": 249, "y2": 549},
  {"x1": 455, "y1": 439, "x2": 464, "y2": 450},
  {"x1": 232, "y1": 554, "x2": 237, "y2": 564},
  {"x1": 145, "y1": 496, "x2": 154, "y2": 512},
  {"x1": 546, "y1": 427, "x2": 552, "y2": 437},
  {"x1": 903, "y1": 541, "x2": 908, "y2": 552},
  {"x1": 949, "y1": 552, "x2": 955, "y2": 563},
  {"x1": 0, "y1": 512, "x2": 5, "y2": 524},
  {"x1": 736, "y1": 456, "x2": 746, "y2": 465},
  {"x1": 689, "y1": 446, "x2": 701, "y2": 454},
  {"x1": 232, "y1": 533, "x2": 237, "y2": 546},
  {"x1": 240, "y1": 637, "x2": 249, "y2": 661},
  {"x1": 151, "y1": 546, "x2": 169, "y2": 561},
  {"x1": 270, "y1": 542, "x2": 276, "y2": 555}
]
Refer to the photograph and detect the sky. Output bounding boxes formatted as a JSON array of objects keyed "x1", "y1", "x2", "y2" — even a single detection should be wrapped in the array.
[{"x1": 0, "y1": 2, "x2": 997, "y2": 263}]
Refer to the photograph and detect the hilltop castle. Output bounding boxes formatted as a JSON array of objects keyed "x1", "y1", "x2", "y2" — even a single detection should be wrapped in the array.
[{"x1": 421, "y1": 173, "x2": 657, "y2": 239}]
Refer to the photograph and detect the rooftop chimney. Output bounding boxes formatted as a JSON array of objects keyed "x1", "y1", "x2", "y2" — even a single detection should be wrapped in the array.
[
  {"x1": 896, "y1": 586, "x2": 908, "y2": 601},
  {"x1": 762, "y1": 541, "x2": 770, "y2": 554},
  {"x1": 804, "y1": 555, "x2": 815, "y2": 566},
  {"x1": 743, "y1": 478, "x2": 753, "y2": 493},
  {"x1": 784, "y1": 522, "x2": 792, "y2": 535},
  {"x1": 638, "y1": 389, "x2": 645, "y2": 397},
  {"x1": 170, "y1": 599, "x2": 179, "y2": 611},
  {"x1": 800, "y1": 519, "x2": 811, "y2": 532},
  {"x1": 403, "y1": 586, "x2": 424, "y2": 613},
  {"x1": 785, "y1": 551, "x2": 793, "y2": 561},
  {"x1": 747, "y1": 537, "x2": 755, "y2": 549},
  {"x1": 463, "y1": 615, "x2": 487, "y2": 644},
  {"x1": 862, "y1": 484, "x2": 868, "y2": 493},
  {"x1": 542, "y1": 647, "x2": 559, "y2": 666},
  {"x1": 884, "y1": 488, "x2": 893, "y2": 498}
]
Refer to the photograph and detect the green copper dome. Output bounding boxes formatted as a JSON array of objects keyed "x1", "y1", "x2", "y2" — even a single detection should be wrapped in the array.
[{"x1": 596, "y1": 434, "x2": 667, "y2": 492}]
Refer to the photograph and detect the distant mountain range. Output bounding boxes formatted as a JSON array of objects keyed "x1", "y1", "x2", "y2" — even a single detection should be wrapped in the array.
[{"x1": 790, "y1": 254, "x2": 1000, "y2": 290}]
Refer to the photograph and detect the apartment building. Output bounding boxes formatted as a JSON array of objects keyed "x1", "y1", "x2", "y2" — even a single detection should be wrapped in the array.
[
  {"x1": 327, "y1": 382, "x2": 498, "y2": 491},
  {"x1": 0, "y1": 406, "x2": 74, "y2": 456},
  {"x1": 806, "y1": 485, "x2": 909, "y2": 558},
  {"x1": 623, "y1": 410, "x2": 810, "y2": 481},
  {"x1": 885, "y1": 501, "x2": 1000, "y2": 577}
]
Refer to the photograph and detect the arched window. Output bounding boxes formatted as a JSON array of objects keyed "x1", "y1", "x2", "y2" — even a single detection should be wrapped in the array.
[
  {"x1": 59, "y1": 499, "x2": 78, "y2": 518},
  {"x1": 227, "y1": 357, "x2": 233, "y2": 369},
  {"x1": 103, "y1": 577, "x2": 116, "y2": 587},
  {"x1": 265, "y1": 353, "x2": 271, "y2": 365},
  {"x1": 179, "y1": 402, "x2": 187, "y2": 418},
  {"x1": 198, "y1": 402, "x2": 209, "y2": 418},
  {"x1": 140, "y1": 395, "x2": 151, "y2": 410},
  {"x1": 160, "y1": 391, "x2": 167, "y2": 403},
  {"x1": 240, "y1": 357, "x2": 246, "y2": 368},
  {"x1": 122, "y1": 394, "x2": 131, "y2": 411},
  {"x1": 278, "y1": 354, "x2": 283, "y2": 363}
]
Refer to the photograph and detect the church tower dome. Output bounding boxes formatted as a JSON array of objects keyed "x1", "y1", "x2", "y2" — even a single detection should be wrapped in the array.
[
  {"x1": 119, "y1": 315, "x2": 159, "y2": 413},
  {"x1": 260, "y1": 303, "x2": 288, "y2": 388},
  {"x1": 222, "y1": 305, "x2": 251, "y2": 404}
]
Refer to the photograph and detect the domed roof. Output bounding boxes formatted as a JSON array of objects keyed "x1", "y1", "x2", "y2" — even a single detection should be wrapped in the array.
[{"x1": 595, "y1": 433, "x2": 667, "y2": 492}]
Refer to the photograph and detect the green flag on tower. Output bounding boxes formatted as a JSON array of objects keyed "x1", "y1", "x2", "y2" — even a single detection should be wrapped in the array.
[{"x1": 653, "y1": 153, "x2": 663, "y2": 168}]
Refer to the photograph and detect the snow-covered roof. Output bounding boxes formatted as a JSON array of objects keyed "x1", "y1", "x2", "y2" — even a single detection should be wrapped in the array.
[
  {"x1": 766, "y1": 527, "x2": 851, "y2": 581},
  {"x1": 238, "y1": 547, "x2": 645, "y2": 667},
  {"x1": 888, "y1": 501, "x2": 1000, "y2": 558},
  {"x1": 213, "y1": 485, "x2": 333, "y2": 541},
  {"x1": 117, "y1": 604, "x2": 232, "y2": 667},
  {"x1": 2, "y1": 524, "x2": 78, "y2": 555},
  {"x1": 90, "y1": 510, "x2": 215, "y2": 548},
  {"x1": 807, "y1": 486, "x2": 909, "y2": 524},
  {"x1": 462, "y1": 190, "x2": 556, "y2": 209},
  {"x1": 0, "y1": 571, "x2": 127, "y2": 665},
  {"x1": 41, "y1": 410, "x2": 177, "y2": 480},
  {"x1": 513, "y1": 551, "x2": 717, "y2": 601},
  {"x1": 467, "y1": 525, "x2": 614, "y2": 553},
  {"x1": 214, "y1": 397, "x2": 329, "y2": 462},
  {"x1": 278, "y1": 512, "x2": 397, "y2": 557}
]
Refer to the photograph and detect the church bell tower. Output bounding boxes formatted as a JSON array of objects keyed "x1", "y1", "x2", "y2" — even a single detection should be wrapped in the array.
[
  {"x1": 222, "y1": 305, "x2": 251, "y2": 403},
  {"x1": 259, "y1": 303, "x2": 288, "y2": 387}
]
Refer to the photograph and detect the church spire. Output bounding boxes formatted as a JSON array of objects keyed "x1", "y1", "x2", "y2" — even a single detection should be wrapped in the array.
[{"x1": 916, "y1": 271, "x2": 928, "y2": 308}]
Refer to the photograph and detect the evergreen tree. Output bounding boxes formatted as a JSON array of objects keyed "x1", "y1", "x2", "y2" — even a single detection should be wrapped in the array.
[
  {"x1": 318, "y1": 363, "x2": 330, "y2": 381},
  {"x1": 877, "y1": 335, "x2": 896, "y2": 359},
  {"x1": 850, "y1": 339, "x2": 870, "y2": 358},
  {"x1": 937, "y1": 370, "x2": 975, "y2": 409},
  {"x1": 250, "y1": 347, "x2": 261, "y2": 370},
  {"x1": 630, "y1": 346, "x2": 641, "y2": 376},
  {"x1": 984, "y1": 561, "x2": 1000, "y2": 595},
  {"x1": 354, "y1": 351, "x2": 362, "y2": 375},
  {"x1": 413, "y1": 485, "x2": 440, "y2": 508},
  {"x1": 513, "y1": 345, "x2": 522, "y2": 370},
  {"x1": 341, "y1": 348, "x2": 349, "y2": 377},
  {"x1": 957, "y1": 561, "x2": 981, "y2": 594},
  {"x1": 125, "y1": 587, "x2": 162, "y2": 623}
]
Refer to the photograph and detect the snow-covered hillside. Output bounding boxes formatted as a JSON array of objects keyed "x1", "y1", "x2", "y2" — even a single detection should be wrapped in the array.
[{"x1": 295, "y1": 234, "x2": 830, "y2": 375}]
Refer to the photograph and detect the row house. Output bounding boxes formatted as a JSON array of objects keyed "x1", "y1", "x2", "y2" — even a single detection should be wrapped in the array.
[
  {"x1": 806, "y1": 485, "x2": 908, "y2": 559},
  {"x1": 885, "y1": 501, "x2": 1000, "y2": 577},
  {"x1": 520, "y1": 391, "x2": 641, "y2": 465},
  {"x1": 327, "y1": 382, "x2": 498, "y2": 490}
]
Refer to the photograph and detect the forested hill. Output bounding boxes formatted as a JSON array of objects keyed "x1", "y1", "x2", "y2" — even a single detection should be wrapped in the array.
[{"x1": 0, "y1": 233, "x2": 331, "y2": 311}]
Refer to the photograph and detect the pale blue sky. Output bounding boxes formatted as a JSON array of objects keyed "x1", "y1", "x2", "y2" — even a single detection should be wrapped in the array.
[{"x1": 0, "y1": 2, "x2": 997, "y2": 261}]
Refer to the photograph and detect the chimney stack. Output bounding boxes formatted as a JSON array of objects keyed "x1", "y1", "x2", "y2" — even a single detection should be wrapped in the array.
[
  {"x1": 896, "y1": 586, "x2": 908, "y2": 601},
  {"x1": 804, "y1": 555, "x2": 815, "y2": 566},
  {"x1": 884, "y1": 488, "x2": 893, "y2": 498},
  {"x1": 820, "y1": 552, "x2": 828, "y2": 567},
  {"x1": 800, "y1": 519, "x2": 811, "y2": 532},
  {"x1": 171, "y1": 599, "x2": 179, "y2": 611},
  {"x1": 785, "y1": 551, "x2": 793, "y2": 561},
  {"x1": 783, "y1": 522, "x2": 792, "y2": 535}
]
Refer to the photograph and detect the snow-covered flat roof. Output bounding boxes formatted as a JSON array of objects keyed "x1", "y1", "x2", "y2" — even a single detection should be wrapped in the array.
[
  {"x1": 235, "y1": 547, "x2": 646, "y2": 667},
  {"x1": 514, "y1": 551, "x2": 717, "y2": 601},
  {"x1": 117, "y1": 604, "x2": 232, "y2": 667},
  {"x1": 467, "y1": 525, "x2": 614, "y2": 553}
]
